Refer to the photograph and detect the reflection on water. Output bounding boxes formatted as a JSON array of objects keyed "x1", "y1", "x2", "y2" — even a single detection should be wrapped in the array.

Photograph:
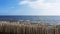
[{"x1": 0, "y1": 16, "x2": 60, "y2": 25}]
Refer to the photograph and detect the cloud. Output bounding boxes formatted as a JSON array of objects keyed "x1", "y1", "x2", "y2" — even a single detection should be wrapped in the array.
[
  {"x1": 19, "y1": 0, "x2": 60, "y2": 15},
  {"x1": 20, "y1": 0, "x2": 45, "y2": 8}
]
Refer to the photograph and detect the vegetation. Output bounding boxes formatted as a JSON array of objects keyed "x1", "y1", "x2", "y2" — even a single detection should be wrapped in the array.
[{"x1": 0, "y1": 21, "x2": 59, "y2": 34}]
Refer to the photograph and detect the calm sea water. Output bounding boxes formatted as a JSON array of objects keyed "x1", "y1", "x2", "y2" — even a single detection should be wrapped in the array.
[{"x1": 0, "y1": 15, "x2": 60, "y2": 25}]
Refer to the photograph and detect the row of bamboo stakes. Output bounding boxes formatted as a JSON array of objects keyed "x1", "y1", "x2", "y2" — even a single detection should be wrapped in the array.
[{"x1": 0, "y1": 21, "x2": 60, "y2": 34}]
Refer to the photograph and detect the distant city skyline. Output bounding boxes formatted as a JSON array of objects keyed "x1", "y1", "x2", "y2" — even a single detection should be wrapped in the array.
[{"x1": 0, "y1": 0, "x2": 60, "y2": 15}]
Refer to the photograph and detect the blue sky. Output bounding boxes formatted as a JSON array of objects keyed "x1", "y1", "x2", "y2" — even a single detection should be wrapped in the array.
[{"x1": 0, "y1": 0, "x2": 60, "y2": 15}]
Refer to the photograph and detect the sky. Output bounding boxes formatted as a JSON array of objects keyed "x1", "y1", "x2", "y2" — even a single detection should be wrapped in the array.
[{"x1": 0, "y1": 0, "x2": 60, "y2": 15}]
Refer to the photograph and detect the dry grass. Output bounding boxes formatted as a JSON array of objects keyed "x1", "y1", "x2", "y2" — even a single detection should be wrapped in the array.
[{"x1": 0, "y1": 21, "x2": 60, "y2": 34}]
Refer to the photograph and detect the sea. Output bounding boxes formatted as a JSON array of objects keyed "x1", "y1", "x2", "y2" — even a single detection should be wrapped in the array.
[{"x1": 0, "y1": 15, "x2": 60, "y2": 25}]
